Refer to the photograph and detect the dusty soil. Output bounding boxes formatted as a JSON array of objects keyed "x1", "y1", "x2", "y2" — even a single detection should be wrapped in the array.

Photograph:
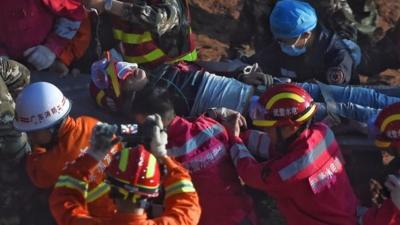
[{"x1": 189, "y1": 0, "x2": 400, "y2": 84}]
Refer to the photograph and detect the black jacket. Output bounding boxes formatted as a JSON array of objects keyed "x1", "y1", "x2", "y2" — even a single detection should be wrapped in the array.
[{"x1": 246, "y1": 25, "x2": 358, "y2": 84}]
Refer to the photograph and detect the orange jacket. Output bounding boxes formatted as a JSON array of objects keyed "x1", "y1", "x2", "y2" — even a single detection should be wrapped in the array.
[
  {"x1": 26, "y1": 116, "x2": 98, "y2": 189},
  {"x1": 50, "y1": 151, "x2": 201, "y2": 225},
  {"x1": 58, "y1": 12, "x2": 92, "y2": 66}
]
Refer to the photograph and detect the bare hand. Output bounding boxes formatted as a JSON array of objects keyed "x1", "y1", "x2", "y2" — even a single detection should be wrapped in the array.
[
  {"x1": 207, "y1": 107, "x2": 247, "y2": 129},
  {"x1": 221, "y1": 113, "x2": 243, "y2": 138},
  {"x1": 49, "y1": 60, "x2": 69, "y2": 77}
]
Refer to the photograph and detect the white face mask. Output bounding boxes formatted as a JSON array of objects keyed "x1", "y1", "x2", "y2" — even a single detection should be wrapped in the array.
[{"x1": 279, "y1": 35, "x2": 310, "y2": 56}]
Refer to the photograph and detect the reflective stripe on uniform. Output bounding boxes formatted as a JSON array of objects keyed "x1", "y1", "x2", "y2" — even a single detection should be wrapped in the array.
[
  {"x1": 55, "y1": 175, "x2": 88, "y2": 197},
  {"x1": 124, "y1": 49, "x2": 165, "y2": 64},
  {"x1": 165, "y1": 179, "x2": 195, "y2": 198},
  {"x1": 87, "y1": 182, "x2": 111, "y2": 203},
  {"x1": 113, "y1": 29, "x2": 153, "y2": 44},
  {"x1": 278, "y1": 128, "x2": 335, "y2": 181},
  {"x1": 230, "y1": 143, "x2": 254, "y2": 167},
  {"x1": 118, "y1": 148, "x2": 130, "y2": 172},
  {"x1": 169, "y1": 123, "x2": 225, "y2": 157},
  {"x1": 146, "y1": 154, "x2": 157, "y2": 178},
  {"x1": 96, "y1": 90, "x2": 105, "y2": 107},
  {"x1": 106, "y1": 63, "x2": 121, "y2": 97},
  {"x1": 247, "y1": 130, "x2": 270, "y2": 159},
  {"x1": 168, "y1": 49, "x2": 198, "y2": 63}
]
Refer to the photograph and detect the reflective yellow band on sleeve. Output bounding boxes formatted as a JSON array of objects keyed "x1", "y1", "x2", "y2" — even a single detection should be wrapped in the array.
[
  {"x1": 96, "y1": 90, "x2": 105, "y2": 107},
  {"x1": 165, "y1": 180, "x2": 195, "y2": 198},
  {"x1": 87, "y1": 182, "x2": 111, "y2": 203},
  {"x1": 55, "y1": 175, "x2": 88, "y2": 198}
]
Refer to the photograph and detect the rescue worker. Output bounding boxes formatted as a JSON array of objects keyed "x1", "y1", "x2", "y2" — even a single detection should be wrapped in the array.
[
  {"x1": 0, "y1": 0, "x2": 86, "y2": 73},
  {"x1": 228, "y1": 83, "x2": 359, "y2": 225},
  {"x1": 82, "y1": 0, "x2": 197, "y2": 69},
  {"x1": 51, "y1": 13, "x2": 93, "y2": 77},
  {"x1": 0, "y1": 58, "x2": 55, "y2": 225},
  {"x1": 13, "y1": 82, "x2": 119, "y2": 223},
  {"x1": 361, "y1": 102, "x2": 400, "y2": 225},
  {"x1": 50, "y1": 119, "x2": 201, "y2": 225},
  {"x1": 244, "y1": 0, "x2": 360, "y2": 84},
  {"x1": 89, "y1": 56, "x2": 400, "y2": 127},
  {"x1": 130, "y1": 85, "x2": 258, "y2": 225}
]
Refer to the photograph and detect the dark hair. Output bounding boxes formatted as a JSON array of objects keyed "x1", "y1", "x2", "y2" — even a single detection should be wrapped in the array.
[{"x1": 130, "y1": 85, "x2": 175, "y2": 117}]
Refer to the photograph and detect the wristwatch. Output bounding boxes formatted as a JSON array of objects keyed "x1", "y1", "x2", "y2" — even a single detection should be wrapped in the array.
[{"x1": 104, "y1": 0, "x2": 113, "y2": 11}]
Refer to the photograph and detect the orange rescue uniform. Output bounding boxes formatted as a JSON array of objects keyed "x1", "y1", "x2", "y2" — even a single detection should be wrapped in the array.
[
  {"x1": 26, "y1": 116, "x2": 119, "y2": 222},
  {"x1": 49, "y1": 148, "x2": 201, "y2": 225}
]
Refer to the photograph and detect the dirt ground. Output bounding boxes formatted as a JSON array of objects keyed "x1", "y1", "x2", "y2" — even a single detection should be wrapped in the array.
[{"x1": 189, "y1": 0, "x2": 400, "y2": 85}]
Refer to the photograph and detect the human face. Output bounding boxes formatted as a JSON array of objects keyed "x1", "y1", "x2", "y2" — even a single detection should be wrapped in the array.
[
  {"x1": 261, "y1": 126, "x2": 298, "y2": 148},
  {"x1": 121, "y1": 68, "x2": 149, "y2": 93},
  {"x1": 27, "y1": 129, "x2": 53, "y2": 147},
  {"x1": 276, "y1": 32, "x2": 311, "y2": 49}
]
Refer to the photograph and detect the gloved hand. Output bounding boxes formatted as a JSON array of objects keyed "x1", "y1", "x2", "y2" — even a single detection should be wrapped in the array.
[
  {"x1": 206, "y1": 107, "x2": 247, "y2": 129},
  {"x1": 239, "y1": 63, "x2": 274, "y2": 86},
  {"x1": 385, "y1": 174, "x2": 400, "y2": 209},
  {"x1": 23, "y1": 45, "x2": 56, "y2": 71},
  {"x1": 147, "y1": 114, "x2": 168, "y2": 158},
  {"x1": 87, "y1": 122, "x2": 119, "y2": 161}
]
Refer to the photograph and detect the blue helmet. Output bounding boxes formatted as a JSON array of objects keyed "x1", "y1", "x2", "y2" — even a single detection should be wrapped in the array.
[{"x1": 270, "y1": 0, "x2": 317, "y2": 39}]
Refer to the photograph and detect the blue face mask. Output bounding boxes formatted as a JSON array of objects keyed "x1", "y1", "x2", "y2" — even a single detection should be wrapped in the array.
[{"x1": 279, "y1": 43, "x2": 306, "y2": 56}]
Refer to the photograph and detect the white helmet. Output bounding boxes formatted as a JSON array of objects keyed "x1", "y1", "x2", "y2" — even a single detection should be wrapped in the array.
[{"x1": 13, "y1": 82, "x2": 71, "y2": 132}]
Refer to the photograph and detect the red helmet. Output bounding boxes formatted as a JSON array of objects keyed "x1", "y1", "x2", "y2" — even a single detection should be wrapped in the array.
[
  {"x1": 106, "y1": 145, "x2": 161, "y2": 198},
  {"x1": 374, "y1": 102, "x2": 400, "y2": 149},
  {"x1": 249, "y1": 83, "x2": 317, "y2": 127}
]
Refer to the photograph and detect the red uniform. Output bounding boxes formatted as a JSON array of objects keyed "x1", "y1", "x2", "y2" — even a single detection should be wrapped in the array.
[
  {"x1": 166, "y1": 115, "x2": 257, "y2": 225},
  {"x1": 232, "y1": 123, "x2": 358, "y2": 225},
  {"x1": 49, "y1": 146, "x2": 201, "y2": 225},
  {"x1": 0, "y1": 0, "x2": 84, "y2": 59},
  {"x1": 236, "y1": 124, "x2": 400, "y2": 225}
]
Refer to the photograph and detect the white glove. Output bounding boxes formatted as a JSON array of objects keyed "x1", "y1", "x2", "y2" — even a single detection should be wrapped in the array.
[
  {"x1": 385, "y1": 174, "x2": 400, "y2": 209},
  {"x1": 87, "y1": 122, "x2": 119, "y2": 161},
  {"x1": 148, "y1": 114, "x2": 168, "y2": 158},
  {"x1": 23, "y1": 45, "x2": 56, "y2": 71}
]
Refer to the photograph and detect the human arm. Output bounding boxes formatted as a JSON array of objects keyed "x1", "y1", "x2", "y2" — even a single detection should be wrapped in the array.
[
  {"x1": 223, "y1": 113, "x2": 271, "y2": 191},
  {"x1": 115, "y1": 114, "x2": 201, "y2": 225},
  {"x1": 23, "y1": 0, "x2": 85, "y2": 71},
  {"x1": 85, "y1": 0, "x2": 183, "y2": 36},
  {"x1": 324, "y1": 39, "x2": 356, "y2": 84},
  {"x1": 49, "y1": 123, "x2": 119, "y2": 225},
  {"x1": 0, "y1": 57, "x2": 30, "y2": 97},
  {"x1": 361, "y1": 175, "x2": 400, "y2": 225}
]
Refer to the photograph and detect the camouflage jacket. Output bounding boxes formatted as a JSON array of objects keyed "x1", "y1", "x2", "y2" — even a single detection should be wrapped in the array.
[
  {"x1": 0, "y1": 57, "x2": 30, "y2": 160},
  {"x1": 0, "y1": 57, "x2": 55, "y2": 225}
]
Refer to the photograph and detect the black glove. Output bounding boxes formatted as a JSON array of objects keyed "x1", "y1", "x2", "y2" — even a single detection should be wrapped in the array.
[{"x1": 239, "y1": 63, "x2": 274, "y2": 86}]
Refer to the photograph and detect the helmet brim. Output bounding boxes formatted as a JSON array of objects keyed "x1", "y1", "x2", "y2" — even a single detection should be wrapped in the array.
[{"x1": 13, "y1": 98, "x2": 72, "y2": 132}]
